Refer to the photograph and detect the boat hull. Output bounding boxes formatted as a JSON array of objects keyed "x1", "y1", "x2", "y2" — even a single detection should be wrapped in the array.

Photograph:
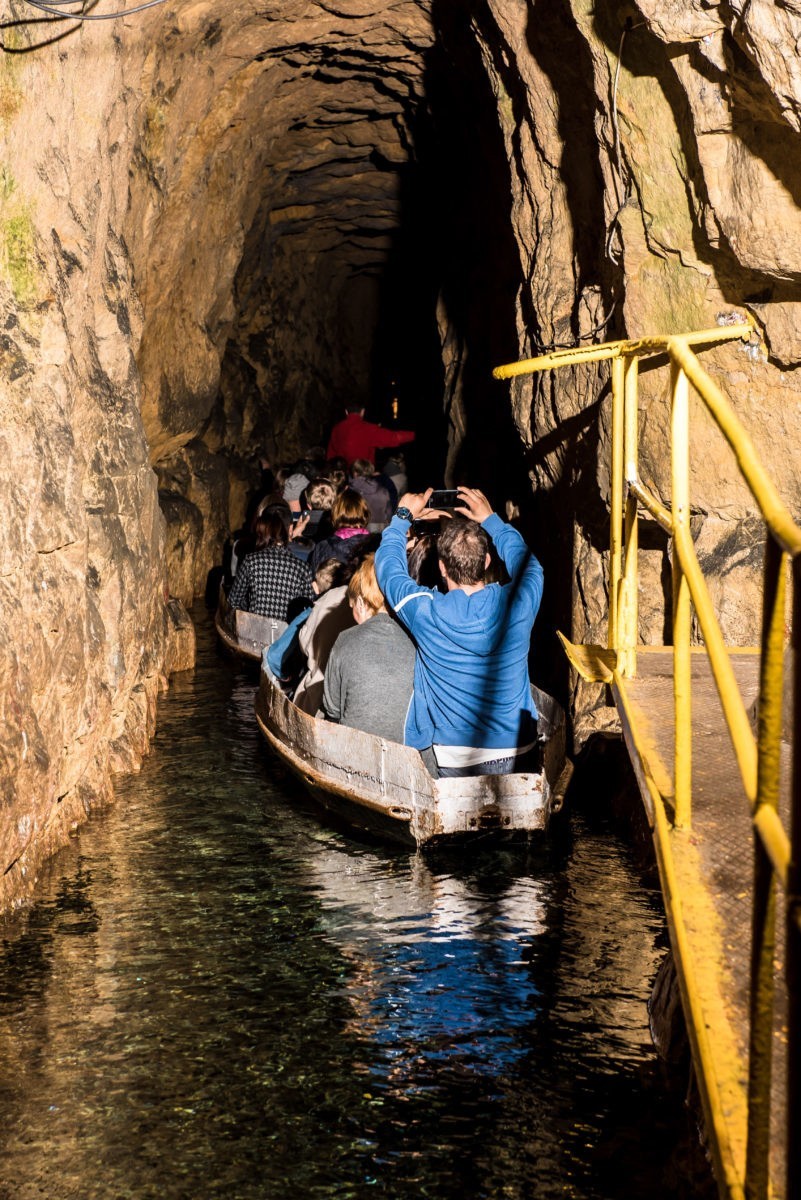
[
  {"x1": 255, "y1": 666, "x2": 567, "y2": 847},
  {"x1": 214, "y1": 587, "x2": 287, "y2": 664}
]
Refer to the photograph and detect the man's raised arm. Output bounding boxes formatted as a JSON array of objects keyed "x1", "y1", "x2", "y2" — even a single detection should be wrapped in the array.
[
  {"x1": 455, "y1": 486, "x2": 543, "y2": 603},
  {"x1": 370, "y1": 422, "x2": 416, "y2": 451},
  {"x1": 375, "y1": 488, "x2": 433, "y2": 622}
]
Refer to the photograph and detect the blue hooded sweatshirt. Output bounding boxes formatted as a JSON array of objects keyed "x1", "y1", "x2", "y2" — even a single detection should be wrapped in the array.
[{"x1": 375, "y1": 512, "x2": 544, "y2": 752}]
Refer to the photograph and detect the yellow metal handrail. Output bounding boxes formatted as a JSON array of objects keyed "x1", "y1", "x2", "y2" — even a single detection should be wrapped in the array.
[{"x1": 494, "y1": 324, "x2": 800, "y2": 1200}]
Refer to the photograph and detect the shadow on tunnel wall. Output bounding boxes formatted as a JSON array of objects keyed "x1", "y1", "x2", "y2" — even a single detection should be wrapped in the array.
[
  {"x1": 515, "y1": 0, "x2": 619, "y2": 706},
  {"x1": 377, "y1": 0, "x2": 623, "y2": 707},
  {"x1": 423, "y1": 0, "x2": 527, "y2": 499},
  {"x1": 588, "y1": 10, "x2": 801, "y2": 309},
  {"x1": 376, "y1": 0, "x2": 565, "y2": 684},
  {"x1": 367, "y1": 1, "x2": 528, "y2": 499}
]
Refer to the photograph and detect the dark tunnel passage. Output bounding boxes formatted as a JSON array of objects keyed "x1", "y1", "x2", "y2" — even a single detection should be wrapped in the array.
[
  {"x1": 133, "y1": 1, "x2": 613, "y2": 711},
  {"x1": 197, "y1": 6, "x2": 535, "y2": 502}
]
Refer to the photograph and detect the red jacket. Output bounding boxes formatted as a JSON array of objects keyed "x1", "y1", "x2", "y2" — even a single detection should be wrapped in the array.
[{"x1": 326, "y1": 413, "x2": 415, "y2": 467}]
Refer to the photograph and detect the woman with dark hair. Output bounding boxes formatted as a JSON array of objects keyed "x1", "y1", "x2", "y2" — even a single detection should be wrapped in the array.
[
  {"x1": 406, "y1": 530, "x2": 443, "y2": 590},
  {"x1": 228, "y1": 512, "x2": 313, "y2": 621},
  {"x1": 309, "y1": 487, "x2": 373, "y2": 576},
  {"x1": 324, "y1": 457, "x2": 348, "y2": 493}
]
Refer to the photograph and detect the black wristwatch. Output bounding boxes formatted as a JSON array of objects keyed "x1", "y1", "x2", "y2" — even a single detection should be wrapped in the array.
[{"x1": 395, "y1": 506, "x2": 414, "y2": 523}]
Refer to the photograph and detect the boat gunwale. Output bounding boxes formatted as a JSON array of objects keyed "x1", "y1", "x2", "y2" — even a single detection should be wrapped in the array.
[
  {"x1": 214, "y1": 610, "x2": 263, "y2": 662},
  {"x1": 255, "y1": 663, "x2": 563, "y2": 845}
]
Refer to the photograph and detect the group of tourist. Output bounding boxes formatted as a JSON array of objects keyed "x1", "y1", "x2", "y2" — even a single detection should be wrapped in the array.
[{"x1": 225, "y1": 403, "x2": 544, "y2": 778}]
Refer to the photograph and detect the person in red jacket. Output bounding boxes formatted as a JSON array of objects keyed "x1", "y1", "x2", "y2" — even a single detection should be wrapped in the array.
[{"x1": 327, "y1": 404, "x2": 415, "y2": 467}]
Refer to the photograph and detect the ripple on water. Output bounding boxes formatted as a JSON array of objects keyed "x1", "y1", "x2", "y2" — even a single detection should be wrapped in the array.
[{"x1": 0, "y1": 609, "x2": 714, "y2": 1200}]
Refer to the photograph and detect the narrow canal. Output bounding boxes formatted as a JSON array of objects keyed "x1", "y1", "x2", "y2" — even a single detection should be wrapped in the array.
[{"x1": 0, "y1": 609, "x2": 713, "y2": 1200}]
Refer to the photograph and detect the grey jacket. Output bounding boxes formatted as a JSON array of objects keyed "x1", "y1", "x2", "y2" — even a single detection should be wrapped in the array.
[{"x1": 323, "y1": 613, "x2": 415, "y2": 743}]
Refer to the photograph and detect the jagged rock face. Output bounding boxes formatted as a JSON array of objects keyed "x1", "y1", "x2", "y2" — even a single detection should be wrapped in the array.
[
  {"x1": 466, "y1": 0, "x2": 801, "y2": 731},
  {"x1": 0, "y1": 0, "x2": 439, "y2": 906},
  {"x1": 2, "y1": 0, "x2": 801, "y2": 901},
  {"x1": 0, "y1": 21, "x2": 172, "y2": 907}
]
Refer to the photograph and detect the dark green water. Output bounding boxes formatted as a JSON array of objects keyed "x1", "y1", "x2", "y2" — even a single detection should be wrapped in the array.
[{"x1": 0, "y1": 609, "x2": 713, "y2": 1200}]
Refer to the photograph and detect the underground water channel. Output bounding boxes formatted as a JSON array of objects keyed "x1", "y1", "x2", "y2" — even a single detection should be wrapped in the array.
[{"x1": 0, "y1": 605, "x2": 715, "y2": 1200}]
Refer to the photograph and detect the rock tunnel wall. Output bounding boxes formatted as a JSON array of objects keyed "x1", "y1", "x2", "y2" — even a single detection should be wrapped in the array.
[
  {"x1": 467, "y1": 0, "x2": 801, "y2": 739},
  {"x1": 1, "y1": 0, "x2": 800, "y2": 903}
]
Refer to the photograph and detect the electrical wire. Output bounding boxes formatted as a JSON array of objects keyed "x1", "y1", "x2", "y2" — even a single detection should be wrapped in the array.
[
  {"x1": 605, "y1": 20, "x2": 647, "y2": 265},
  {"x1": 529, "y1": 299, "x2": 619, "y2": 356},
  {"x1": 14, "y1": 0, "x2": 167, "y2": 21}
]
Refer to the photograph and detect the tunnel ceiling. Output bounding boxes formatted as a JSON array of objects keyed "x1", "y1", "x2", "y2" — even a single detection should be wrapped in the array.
[{"x1": 127, "y1": 0, "x2": 437, "y2": 466}]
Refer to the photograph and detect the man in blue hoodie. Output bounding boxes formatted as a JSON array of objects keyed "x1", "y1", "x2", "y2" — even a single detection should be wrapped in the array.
[{"x1": 375, "y1": 486, "x2": 544, "y2": 777}]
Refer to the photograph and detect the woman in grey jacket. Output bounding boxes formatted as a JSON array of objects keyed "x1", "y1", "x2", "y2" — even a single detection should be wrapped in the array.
[{"x1": 323, "y1": 555, "x2": 415, "y2": 744}]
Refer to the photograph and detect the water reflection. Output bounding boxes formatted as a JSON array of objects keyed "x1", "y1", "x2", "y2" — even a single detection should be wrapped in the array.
[
  {"x1": 0, "y1": 609, "x2": 714, "y2": 1200},
  {"x1": 306, "y1": 845, "x2": 553, "y2": 1081}
]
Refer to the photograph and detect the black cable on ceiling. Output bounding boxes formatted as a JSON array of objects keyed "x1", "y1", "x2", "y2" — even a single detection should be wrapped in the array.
[{"x1": 15, "y1": 0, "x2": 168, "y2": 21}]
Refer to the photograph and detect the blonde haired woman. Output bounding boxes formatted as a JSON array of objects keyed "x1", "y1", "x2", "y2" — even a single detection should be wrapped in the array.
[
  {"x1": 322, "y1": 555, "x2": 415, "y2": 744},
  {"x1": 309, "y1": 487, "x2": 372, "y2": 576}
]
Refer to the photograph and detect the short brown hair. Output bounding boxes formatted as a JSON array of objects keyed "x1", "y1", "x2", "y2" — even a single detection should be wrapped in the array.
[
  {"x1": 314, "y1": 558, "x2": 351, "y2": 594},
  {"x1": 331, "y1": 487, "x2": 370, "y2": 531},
  {"x1": 350, "y1": 458, "x2": 374, "y2": 478},
  {"x1": 305, "y1": 477, "x2": 336, "y2": 511},
  {"x1": 347, "y1": 554, "x2": 384, "y2": 614},
  {"x1": 437, "y1": 518, "x2": 489, "y2": 586}
]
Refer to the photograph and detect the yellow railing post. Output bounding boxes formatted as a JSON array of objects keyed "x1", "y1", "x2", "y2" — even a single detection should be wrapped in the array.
[
  {"x1": 787, "y1": 556, "x2": 801, "y2": 1200},
  {"x1": 745, "y1": 536, "x2": 786, "y2": 1197},
  {"x1": 619, "y1": 355, "x2": 639, "y2": 677},
  {"x1": 671, "y1": 359, "x2": 692, "y2": 829},
  {"x1": 609, "y1": 356, "x2": 625, "y2": 654}
]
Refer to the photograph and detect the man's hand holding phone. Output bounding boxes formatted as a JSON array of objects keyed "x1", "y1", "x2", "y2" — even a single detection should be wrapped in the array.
[
  {"x1": 425, "y1": 489, "x2": 460, "y2": 509},
  {"x1": 397, "y1": 488, "x2": 433, "y2": 519},
  {"x1": 454, "y1": 487, "x2": 494, "y2": 524},
  {"x1": 399, "y1": 486, "x2": 494, "y2": 526}
]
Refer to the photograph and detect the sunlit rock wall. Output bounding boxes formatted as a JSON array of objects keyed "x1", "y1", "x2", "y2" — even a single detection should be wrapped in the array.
[
  {"x1": 0, "y1": 20, "x2": 172, "y2": 907},
  {"x1": 0, "y1": 0, "x2": 437, "y2": 906},
  {"x1": 465, "y1": 0, "x2": 801, "y2": 737}
]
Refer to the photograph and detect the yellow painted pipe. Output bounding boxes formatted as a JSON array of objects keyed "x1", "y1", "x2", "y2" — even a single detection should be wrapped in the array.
[
  {"x1": 670, "y1": 338, "x2": 801, "y2": 556},
  {"x1": 671, "y1": 363, "x2": 693, "y2": 830},
  {"x1": 628, "y1": 477, "x2": 673, "y2": 531},
  {"x1": 620, "y1": 356, "x2": 639, "y2": 677},
  {"x1": 672, "y1": 523, "x2": 759, "y2": 802},
  {"x1": 752, "y1": 805, "x2": 791, "y2": 885},
  {"x1": 609, "y1": 357, "x2": 625, "y2": 652},
  {"x1": 492, "y1": 323, "x2": 752, "y2": 380}
]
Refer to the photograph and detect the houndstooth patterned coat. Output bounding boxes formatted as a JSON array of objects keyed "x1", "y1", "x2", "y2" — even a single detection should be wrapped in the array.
[{"x1": 228, "y1": 546, "x2": 313, "y2": 621}]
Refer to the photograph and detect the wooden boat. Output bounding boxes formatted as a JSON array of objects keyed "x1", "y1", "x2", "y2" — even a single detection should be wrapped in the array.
[
  {"x1": 214, "y1": 585, "x2": 288, "y2": 664},
  {"x1": 255, "y1": 664, "x2": 570, "y2": 847}
]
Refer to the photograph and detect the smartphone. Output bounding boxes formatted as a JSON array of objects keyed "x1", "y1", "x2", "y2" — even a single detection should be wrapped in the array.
[
  {"x1": 426, "y1": 489, "x2": 460, "y2": 509},
  {"x1": 411, "y1": 516, "x2": 445, "y2": 536}
]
